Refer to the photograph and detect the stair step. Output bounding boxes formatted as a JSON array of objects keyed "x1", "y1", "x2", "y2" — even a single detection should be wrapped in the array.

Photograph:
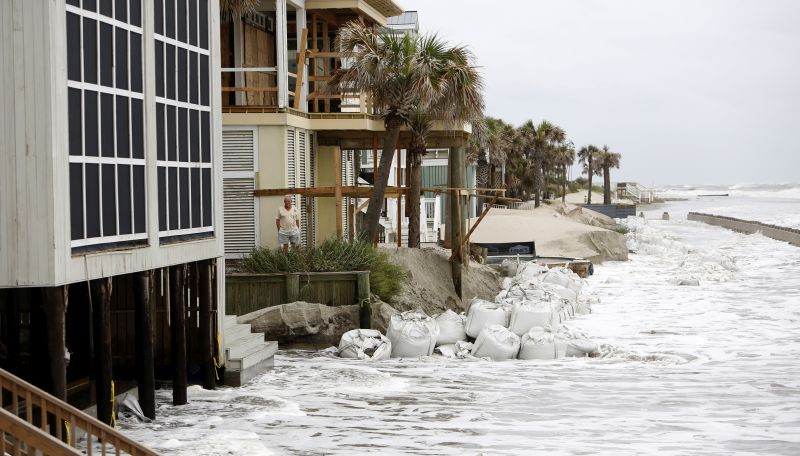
[
  {"x1": 225, "y1": 323, "x2": 251, "y2": 341},
  {"x1": 225, "y1": 333, "x2": 265, "y2": 359},
  {"x1": 223, "y1": 314, "x2": 238, "y2": 328},
  {"x1": 226, "y1": 341, "x2": 278, "y2": 371}
]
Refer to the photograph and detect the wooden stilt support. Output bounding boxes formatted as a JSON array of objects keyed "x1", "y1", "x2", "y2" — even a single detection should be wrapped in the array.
[
  {"x1": 5, "y1": 290, "x2": 20, "y2": 375},
  {"x1": 91, "y1": 278, "x2": 113, "y2": 425},
  {"x1": 170, "y1": 265, "x2": 188, "y2": 406},
  {"x1": 199, "y1": 261, "x2": 215, "y2": 390},
  {"x1": 449, "y1": 146, "x2": 467, "y2": 299},
  {"x1": 43, "y1": 286, "x2": 67, "y2": 402},
  {"x1": 134, "y1": 271, "x2": 156, "y2": 419}
]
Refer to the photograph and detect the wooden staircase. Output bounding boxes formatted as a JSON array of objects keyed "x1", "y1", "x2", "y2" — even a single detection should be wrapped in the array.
[{"x1": 0, "y1": 368, "x2": 157, "y2": 455}]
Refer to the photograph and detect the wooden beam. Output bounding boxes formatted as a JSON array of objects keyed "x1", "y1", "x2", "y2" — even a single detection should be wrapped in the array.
[
  {"x1": 460, "y1": 192, "x2": 500, "y2": 249},
  {"x1": 292, "y1": 28, "x2": 308, "y2": 110},
  {"x1": 91, "y1": 278, "x2": 113, "y2": 425},
  {"x1": 335, "y1": 150, "x2": 343, "y2": 239},
  {"x1": 134, "y1": 270, "x2": 156, "y2": 419},
  {"x1": 306, "y1": 51, "x2": 340, "y2": 58},
  {"x1": 255, "y1": 185, "x2": 406, "y2": 198},
  {"x1": 322, "y1": 20, "x2": 331, "y2": 112},
  {"x1": 170, "y1": 266, "x2": 187, "y2": 406}
]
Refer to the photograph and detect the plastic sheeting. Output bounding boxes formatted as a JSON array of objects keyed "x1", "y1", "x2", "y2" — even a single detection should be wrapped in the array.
[
  {"x1": 518, "y1": 326, "x2": 567, "y2": 360},
  {"x1": 338, "y1": 329, "x2": 392, "y2": 361},
  {"x1": 508, "y1": 300, "x2": 560, "y2": 336},
  {"x1": 435, "y1": 310, "x2": 467, "y2": 346},
  {"x1": 472, "y1": 325, "x2": 521, "y2": 360},
  {"x1": 465, "y1": 299, "x2": 510, "y2": 338},
  {"x1": 387, "y1": 310, "x2": 440, "y2": 358}
]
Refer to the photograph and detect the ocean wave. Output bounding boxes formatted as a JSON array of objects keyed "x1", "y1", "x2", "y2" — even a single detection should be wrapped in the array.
[{"x1": 657, "y1": 183, "x2": 800, "y2": 199}]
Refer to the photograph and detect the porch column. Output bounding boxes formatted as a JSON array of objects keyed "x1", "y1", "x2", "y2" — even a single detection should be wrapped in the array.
[
  {"x1": 295, "y1": 7, "x2": 308, "y2": 110},
  {"x1": 275, "y1": 0, "x2": 289, "y2": 108}
]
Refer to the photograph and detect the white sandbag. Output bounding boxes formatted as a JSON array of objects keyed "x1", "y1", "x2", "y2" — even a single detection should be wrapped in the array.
[
  {"x1": 508, "y1": 300, "x2": 559, "y2": 336},
  {"x1": 435, "y1": 341, "x2": 474, "y2": 359},
  {"x1": 338, "y1": 329, "x2": 392, "y2": 361},
  {"x1": 471, "y1": 325, "x2": 520, "y2": 360},
  {"x1": 518, "y1": 326, "x2": 566, "y2": 360},
  {"x1": 465, "y1": 299, "x2": 510, "y2": 338},
  {"x1": 387, "y1": 310, "x2": 440, "y2": 358},
  {"x1": 542, "y1": 283, "x2": 578, "y2": 302},
  {"x1": 435, "y1": 310, "x2": 467, "y2": 346},
  {"x1": 555, "y1": 325, "x2": 599, "y2": 357},
  {"x1": 500, "y1": 277, "x2": 514, "y2": 290},
  {"x1": 574, "y1": 296, "x2": 597, "y2": 315},
  {"x1": 542, "y1": 267, "x2": 583, "y2": 294},
  {"x1": 517, "y1": 262, "x2": 546, "y2": 282}
]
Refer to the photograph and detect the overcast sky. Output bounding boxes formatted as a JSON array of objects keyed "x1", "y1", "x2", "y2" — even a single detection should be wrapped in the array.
[{"x1": 399, "y1": 0, "x2": 800, "y2": 185}]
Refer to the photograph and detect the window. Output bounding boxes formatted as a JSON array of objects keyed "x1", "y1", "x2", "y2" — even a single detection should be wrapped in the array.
[
  {"x1": 67, "y1": 0, "x2": 146, "y2": 248},
  {"x1": 154, "y1": 0, "x2": 214, "y2": 239}
]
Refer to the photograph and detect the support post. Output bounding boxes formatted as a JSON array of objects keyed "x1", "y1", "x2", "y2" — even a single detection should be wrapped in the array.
[
  {"x1": 449, "y1": 146, "x2": 467, "y2": 299},
  {"x1": 357, "y1": 272, "x2": 371, "y2": 329},
  {"x1": 199, "y1": 261, "x2": 215, "y2": 390},
  {"x1": 5, "y1": 291, "x2": 20, "y2": 374},
  {"x1": 43, "y1": 286, "x2": 67, "y2": 402},
  {"x1": 275, "y1": 0, "x2": 288, "y2": 108},
  {"x1": 170, "y1": 266, "x2": 187, "y2": 406},
  {"x1": 396, "y1": 146, "x2": 402, "y2": 247},
  {"x1": 134, "y1": 271, "x2": 156, "y2": 419},
  {"x1": 286, "y1": 273, "x2": 300, "y2": 303},
  {"x1": 335, "y1": 148, "x2": 343, "y2": 239},
  {"x1": 91, "y1": 278, "x2": 113, "y2": 425}
]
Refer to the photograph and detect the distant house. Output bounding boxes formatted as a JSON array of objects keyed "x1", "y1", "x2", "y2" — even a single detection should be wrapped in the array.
[
  {"x1": 0, "y1": 0, "x2": 229, "y2": 422},
  {"x1": 219, "y1": 2, "x2": 472, "y2": 255}
]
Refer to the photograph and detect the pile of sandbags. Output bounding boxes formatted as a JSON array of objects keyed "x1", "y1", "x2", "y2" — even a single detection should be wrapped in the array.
[
  {"x1": 471, "y1": 325, "x2": 520, "y2": 360},
  {"x1": 518, "y1": 326, "x2": 566, "y2": 360},
  {"x1": 338, "y1": 329, "x2": 392, "y2": 361},
  {"x1": 435, "y1": 341, "x2": 474, "y2": 359},
  {"x1": 386, "y1": 310, "x2": 440, "y2": 358},
  {"x1": 465, "y1": 299, "x2": 510, "y2": 338},
  {"x1": 435, "y1": 310, "x2": 467, "y2": 346}
]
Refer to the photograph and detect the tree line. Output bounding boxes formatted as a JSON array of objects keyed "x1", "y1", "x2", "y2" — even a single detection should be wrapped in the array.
[{"x1": 473, "y1": 119, "x2": 622, "y2": 207}]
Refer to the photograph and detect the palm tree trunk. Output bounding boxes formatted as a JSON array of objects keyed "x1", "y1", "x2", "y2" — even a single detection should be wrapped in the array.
[
  {"x1": 587, "y1": 157, "x2": 593, "y2": 204},
  {"x1": 533, "y1": 164, "x2": 541, "y2": 208},
  {"x1": 364, "y1": 118, "x2": 402, "y2": 243},
  {"x1": 407, "y1": 148, "x2": 424, "y2": 248},
  {"x1": 603, "y1": 165, "x2": 611, "y2": 205},
  {"x1": 561, "y1": 165, "x2": 566, "y2": 203}
]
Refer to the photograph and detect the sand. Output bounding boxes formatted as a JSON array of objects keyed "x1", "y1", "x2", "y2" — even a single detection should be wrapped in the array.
[
  {"x1": 563, "y1": 191, "x2": 606, "y2": 205},
  {"x1": 465, "y1": 204, "x2": 628, "y2": 263},
  {"x1": 384, "y1": 246, "x2": 501, "y2": 316}
]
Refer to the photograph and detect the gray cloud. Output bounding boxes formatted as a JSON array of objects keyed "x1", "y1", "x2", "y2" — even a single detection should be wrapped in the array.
[{"x1": 399, "y1": 0, "x2": 800, "y2": 185}]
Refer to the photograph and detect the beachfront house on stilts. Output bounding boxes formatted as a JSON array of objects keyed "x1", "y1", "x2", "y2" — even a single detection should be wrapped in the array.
[
  {"x1": 0, "y1": 0, "x2": 273, "y2": 433},
  {"x1": 219, "y1": 1, "x2": 477, "y2": 256}
]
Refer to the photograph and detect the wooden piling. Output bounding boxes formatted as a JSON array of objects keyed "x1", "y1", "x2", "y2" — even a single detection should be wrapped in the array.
[
  {"x1": 170, "y1": 266, "x2": 188, "y2": 406},
  {"x1": 134, "y1": 271, "x2": 156, "y2": 419},
  {"x1": 448, "y1": 146, "x2": 466, "y2": 299},
  {"x1": 286, "y1": 273, "x2": 300, "y2": 303},
  {"x1": 91, "y1": 278, "x2": 113, "y2": 425},
  {"x1": 43, "y1": 286, "x2": 67, "y2": 402},
  {"x1": 357, "y1": 272, "x2": 371, "y2": 329},
  {"x1": 199, "y1": 261, "x2": 215, "y2": 390}
]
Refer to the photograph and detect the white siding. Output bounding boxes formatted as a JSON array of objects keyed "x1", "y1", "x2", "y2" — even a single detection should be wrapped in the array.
[
  {"x1": 0, "y1": 0, "x2": 225, "y2": 287},
  {"x1": 222, "y1": 129, "x2": 258, "y2": 258}
]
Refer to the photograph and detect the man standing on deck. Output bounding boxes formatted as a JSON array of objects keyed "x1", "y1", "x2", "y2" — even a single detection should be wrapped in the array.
[{"x1": 277, "y1": 195, "x2": 301, "y2": 251}]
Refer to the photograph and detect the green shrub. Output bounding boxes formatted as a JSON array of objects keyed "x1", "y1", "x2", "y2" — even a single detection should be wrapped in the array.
[{"x1": 239, "y1": 239, "x2": 406, "y2": 301}]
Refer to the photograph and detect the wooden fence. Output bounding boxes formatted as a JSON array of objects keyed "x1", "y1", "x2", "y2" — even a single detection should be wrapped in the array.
[{"x1": 225, "y1": 271, "x2": 370, "y2": 317}]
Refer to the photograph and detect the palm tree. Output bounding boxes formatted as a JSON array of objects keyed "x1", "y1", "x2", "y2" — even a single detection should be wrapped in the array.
[
  {"x1": 220, "y1": 0, "x2": 258, "y2": 21},
  {"x1": 329, "y1": 23, "x2": 483, "y2": 243},
  {"x1": 554, "y1": 142, "x2": 575, "y2": 203},
  {"x1": 577, "y1": 145, "x2": 600, "y2": 204},
  {"x1": 519, "y1": 120, "x2": 566, "y2": 207},
  {"x1": 596, "y1": 145, "x2": 622, "y2": 204},
  {"x1": 404, "y1": 45, "x2": 484, "y2": 248}
]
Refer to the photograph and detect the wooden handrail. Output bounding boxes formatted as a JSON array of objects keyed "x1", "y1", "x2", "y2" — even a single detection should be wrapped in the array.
[
  {"x1": 0, "y1": 369, "x2": 158, "y2": 456},
  {"x1": 0, "y1": 407, "x2": 81, "y2": 455}
]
